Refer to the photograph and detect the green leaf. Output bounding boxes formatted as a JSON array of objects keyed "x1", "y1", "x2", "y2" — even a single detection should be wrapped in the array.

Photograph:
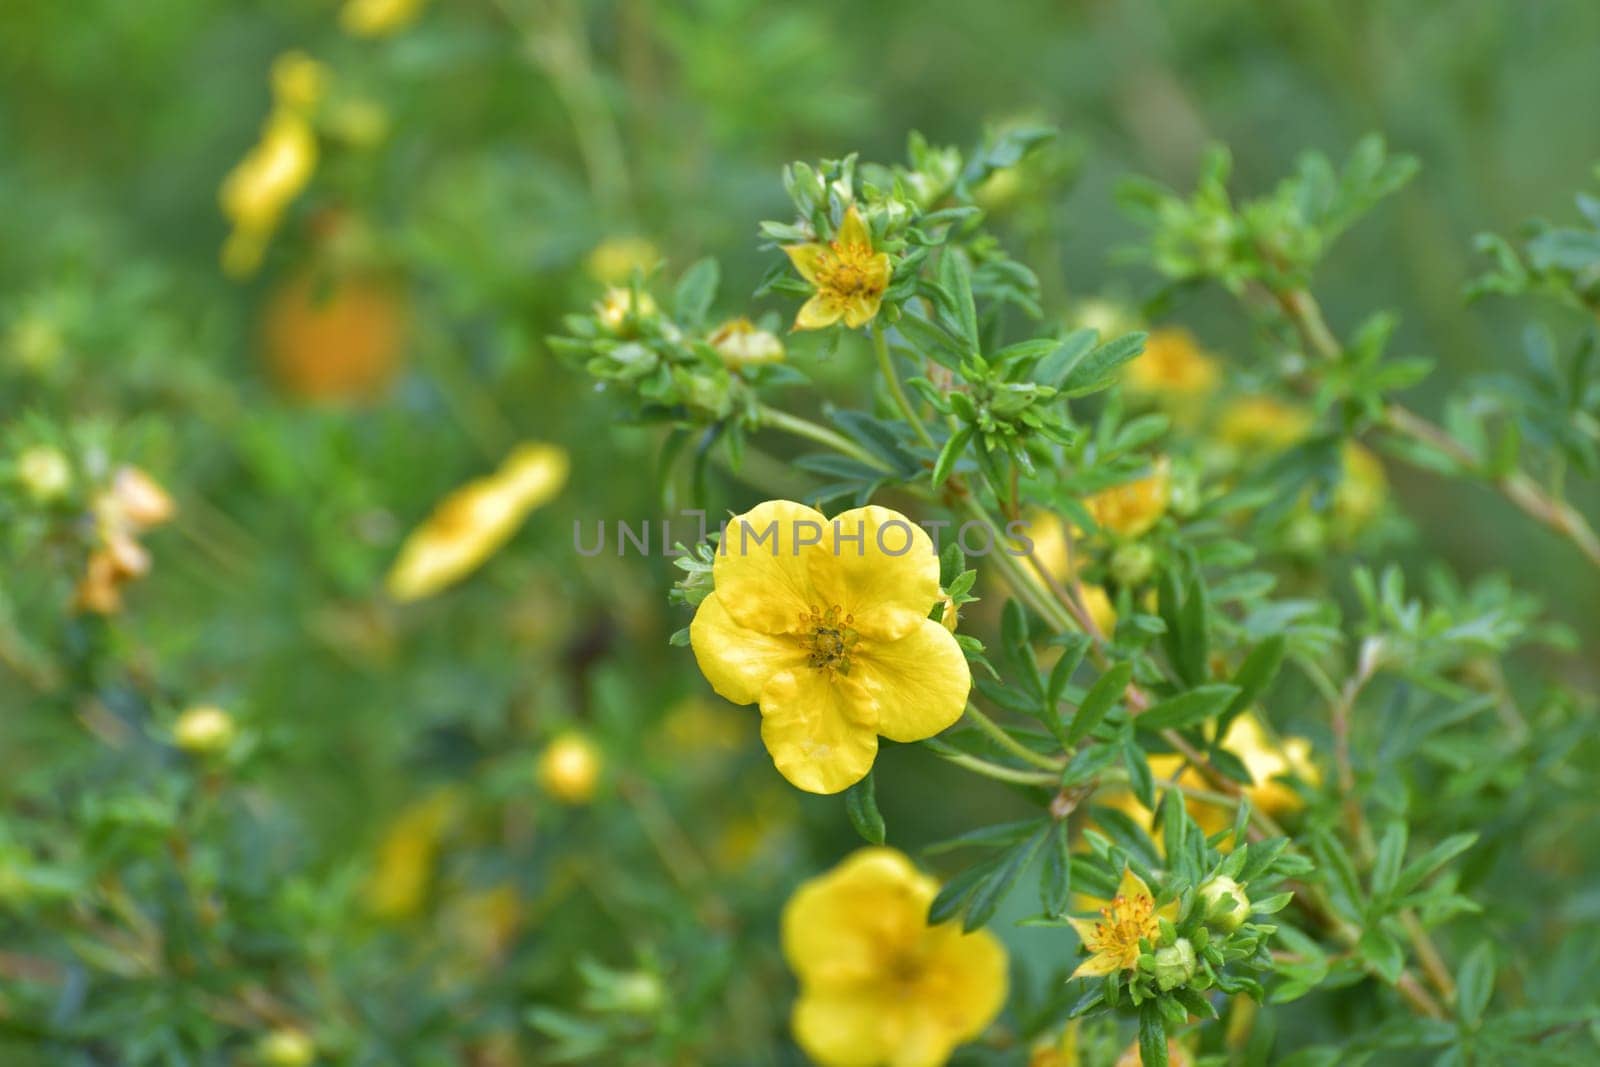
[
  {"x1": 939, "y1": 248, "x2": 979, "y2": 350},
  {"x1": 1069, "y1": 662, "x2": 1131, "y2": 743},
  {"x1": 1222, "y1": 635, "x2": 1287, "y2": 729},
  {"x1": 963, "y1": 826, "x2": 1048, "y2": 931},
  {"x1": 1040, "y1": 820, "x2": 1072, "y2": 916},
  {"x1": 1034, "y1": 328, "x2": 1098, "y2": 386},
  {"x1": 1135, "y1": 685, "x2": 1240, "y2": 732},
  {"x1": 1455, "y1": 944, "x2": 1495, "y2": 1027},
  {"x1": 1057, "y1": 332, "x2": 1148, "y2": 397},
  {"x1": 1046, "y1": 633, "x2": 1091, "y2": 710},
  {"x1": 672, "y1": 257, "x2": 719, "y2": 327},
  {"x1": 1139, "y1": 1001, "x2": 1170, "y2": 1067},
  {"x1": 844, "y1": 772, "x2": 886, "y2": 845},
  {"x1": 1358, "y1": 926, "x2": 1404, "y2": 984},
  {"x1": 894, "y1": 309, "x2": 968, "y2": 371},
  {"x1": 932, "y1": 424, "x2": 973, "y2": 488},
  {"x1": 1370, "y1": 821, "x2": 1408, "y2": 903}
]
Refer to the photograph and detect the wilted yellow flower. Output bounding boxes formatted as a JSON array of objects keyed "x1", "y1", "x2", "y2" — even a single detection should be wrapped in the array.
[
  {"x1": 1214, "y1": 395, "x2": 1313, "y2": 452},
  {"x1": 783, "y1": 205, "x2": 892, "y2": 331},
  {"x1": 585, "y1": 236, "x2": 661, "y2": 285},
  {"x1": 220, "y1": 111, "x2": 317, "y2": 277},
  {"x1": 365, "y1": 791, "x2": 457, "y2": 919},
  {"x1": 689, "y1": 501, "x2": 971, "y2": 794},
  {"x1": 15, "y1": 445, "x2": 72, "y2": 502},
  {"x1": 105, "y1": 466, "x2": 176, "y2": 530},
  {"x1": 595, "y1": 286, "x2": 659, "y2": 335},
  {"x1": 386, "y1": 443, "x2": 568, "y2": 602},
  {"x1": 782, "y1": 848, "x2": 1007, "y2": 1067},
  {"x1": 1123, "y1": 328, "x2": 1218, "y2": 401},
  {"x1": 537, "y1": 732, "x2": 602, "y2": 804},
  {"x1": 1066, "y1": 866, "x2": 1177, "y2": 979},
  {"x1": 173, "y1": 705, "x2": 236, "y2": 754},
  {"x1": 1085, "y1": 459, "x2": 1170, "y2": 538},
  {"x1": 341, "y1": 0, "x2": 429, "y2": 37},
  {"x1": 708, "y1": 317, "x2": 785, "y2": 369},
  {"x1": 270, "y1": 51, "x2": 328, "y2": 113}
]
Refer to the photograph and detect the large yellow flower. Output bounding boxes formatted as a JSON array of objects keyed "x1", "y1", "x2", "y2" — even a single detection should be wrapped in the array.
[
  {"x1": 690, "y1": 501, "x2": 970, "y2": 794},
  {"x1": 782, "y1": 848, "x2": 1008, "y2": 1067},
  {"x1": 1066, "y1": 866, "x2": 1177, "y2": 979},
  {"x1": 386, "y1": 443, "x2": 569, "y2": 602},
  {"x1": 784, "y1": 206, "x2": 892, "y2": 331}
]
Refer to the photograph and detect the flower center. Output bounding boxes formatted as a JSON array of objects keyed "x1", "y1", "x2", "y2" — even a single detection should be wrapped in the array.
[
  {"x1": 1086, "y1": 890, "x2": 1160, "y2": 968},
  {"x1": 819, "y1": 244, "x2": 881, "y2": 298},
  {"x1": 801, "y1": 604, "x2": 859, "y2": 674}
]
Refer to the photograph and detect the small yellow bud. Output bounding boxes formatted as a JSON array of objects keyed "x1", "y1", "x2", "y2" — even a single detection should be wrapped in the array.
[
  {"x1": 257, "y1": 1027, "x2": 315, "y2": 1067},
  {"x1": 174, "y1": 705, "x2": 236, "y2": 755},
  {"x1": 708, "y1": 317, "x2": 785, "y2": 369},
  {"x1": 1199, "y1": 875, "x2": 1251, "y2": 933},
  {"x1": 538, "y1": 733, "x2": 601, "y2": 804},
  {"x1": 16, "y1": 446, "x2": 72, "y2": 502}
]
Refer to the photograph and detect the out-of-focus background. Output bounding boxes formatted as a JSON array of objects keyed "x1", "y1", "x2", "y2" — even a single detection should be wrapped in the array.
[{"x1": 2, "y1": 0, "x2": 1598, "y2": 1062}]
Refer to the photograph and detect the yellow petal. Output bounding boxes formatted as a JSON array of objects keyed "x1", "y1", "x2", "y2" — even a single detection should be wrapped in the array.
[
  {"x1": 810, "y1": 504, "x2": 943, "y2": 640},
  {"x1": 836, "y1": 204, "x2": 872, "y2": 251},
  {"x1": 494, "y1": 443, "x2": 569, "y2": 510},
  {"x1": 759, "y1": 668, "x2": 878, "y2": 793},
  {"x1": 385, "y1": 480, "x2": 524, "y2": 601},
  {"x1": 1069, "y1": 952, "x2": 1123, "y2": 979},
  {"x1": 690, "y1": 592, "x2": 808, "y2": 705},
  {"x1": 795, "y1": 292, "x2": 845, "y2": 331},
  {"x1": 783, "y1": 242, "x2": 830, "y2": 285},
  {"x1": 854, "y1": 619, "x2": 970, "y2": 742},
  {"x1": 713, "y1": 499, "x2": 830, "y2": 634},
  {"x1": 921, "y1": 923, "x2": 1010, "y2": 1044},
  {"x1": 840, "y1": 292, "x2": 884, "y2": 329},
  {"x1": 781, "y1": 848, "x2": 934, "y2": 985},
  {"x1": 1116, "y1": 866, "x2": 1153, "y2": 904},
  {"x1": 1065, "y1": 915, "x2": 1103, "y2": 950},
  {"x1": 792, "y1": 988, "x2": 899, "y2": 1067}
]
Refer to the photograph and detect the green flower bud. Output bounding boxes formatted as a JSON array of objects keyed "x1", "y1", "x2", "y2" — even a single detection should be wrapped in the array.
[
  {"x1": 1151, "y1": 937, "x2": 1197, "y2": 991},
  {"x1": 1199, "y1": 875, "x2": 1251, "y2": 933},
  {"x1": 1110, "y1": 543, "x2": 1156, "y2": 587}
]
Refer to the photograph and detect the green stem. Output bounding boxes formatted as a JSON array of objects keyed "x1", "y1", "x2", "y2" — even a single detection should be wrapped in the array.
[
  {"x1": 963, "y1": 705, "x2": 1064, "y2": 771},
  {"x1": 753, "y1": 403, "x2": 894, "y2": 473},
  {"x1": 872, "y1": 325, "x2": 938, "y2": 451},
  {"x1": 922, "y1": 743, "x2": 1060, "y2": 787}
]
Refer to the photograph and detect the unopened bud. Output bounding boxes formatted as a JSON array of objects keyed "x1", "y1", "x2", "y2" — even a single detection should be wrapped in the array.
[
  {"x1": 16, "y1": 446, "x2": 72, "y2": 502},
  {"x1": 1199, "y1": 875, "x2": 1251, "y2": 933},
  {"x1": 174, "y1": 705, "x2": 236, "y2": 755},
  {"x1": 1151, "y1": 937, "x2": 1196, "y2": 991}
]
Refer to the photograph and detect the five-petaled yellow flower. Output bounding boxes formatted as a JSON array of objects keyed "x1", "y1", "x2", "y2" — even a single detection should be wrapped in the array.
[
  {"x1": 782, "y1": 848, "x2": 1008, "y2": 1067},
  {"x1": 1085, "y1": 458, "x2": 1170, "y2": 538},
  {"x1": 784, "y1": 205, "x2": 892, "y2": 331},
  {"x1": 1067, "y1": 866, "x2": 1178, "y2": 979},
  {"x1": 689, "y1": 500, "x2": 970, "y2": 794},
  {"x1": 386, "y1": 443, "x2": 569, "y2": 602}
]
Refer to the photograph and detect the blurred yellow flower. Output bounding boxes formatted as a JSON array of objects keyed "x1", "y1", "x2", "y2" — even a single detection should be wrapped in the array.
[
  {"x1": 257, "y1": 1027, "x2": 316, "y2": 1067},
  {"x1": 270, "y1": 51, "x2": 328, "y2": 113},
  {"x1": 1123, "y1": 328, "x2": 1218, "y2": 401},
  {"x1": 75, "y1": 466, "x2": 175, "y2": 616},
  {"x1": 537, "y1": 732, "x2": 602, "y2": 804},
  {"x1": 782, "y1": 848, "x2": 1007, "y2": 1067},
  {"x1": 15, "y1": 445, "x2": 72, "y2": 502},
  {"x1": 584, "y1": 236, "x2": 661, "y2": 285},
  {"x1": 784, "y1": 205, "x2": 891, "y2": 330},
  {"x1": 261, "y1": 271, "x2": 409, "y2": 403},
  {"x1": 173, "y1": 705, "x2": 236, "y2": 754},
  {"x1": 104, "y1": 465, "x2": 177, "y2": 530},
  {"x1": 1079, "y1": 584, "x2": 1118, "y2": 636},
  {"x1": 365, "y1": 791, "x2": 457, "y2": 920},
  {"x1": 446, "y1": 883, "x2": 523, "y2": 961},
  {"x1": 386, "y1": 443, "x2": 568, "y2": 602},
  {"x1": 1066, "y1": 866, "x2": 1177, "y2": 979},
  {"x1": 1085, "y1": 459, "x2": 1170, "y2": 538},
  {"x1": 708, "y1": 317, "x2": 785, "y2": 369},
  {"x1": 1215, "y1": 395, "x2": 1312, "y2": 451},
  {"x1": 689, "y1": 501, "x2": 970, "y2": 794},
  {"x1": 1333, "y1": 441, "x2": 1387, "y2": 533},
  {"x1": 341, "y1": 0, "x2": 429, "y2": 37},
  {"x1": 1027, "y1": 1021, "x2": 1080, "y2": 1067},
  {"x1": 1114, "y1": 1037, "x2": 1192, "y2": 1067},
  {"x1": 220, "y1": 111, "x2": 317, "y2": 277}
]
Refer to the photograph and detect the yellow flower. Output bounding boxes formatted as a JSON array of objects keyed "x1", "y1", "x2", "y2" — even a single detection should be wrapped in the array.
[
  {"x1": 365, "y1": 790, "x2": 457, "y2": 919},
  {"x1": 1085, "y1": 459, "x2": 1170, "y2": 538},
  {"x1": 385, "y1": 443, "x2": 568, "y2": 602},
  {"x1": 783, "y1": 205, "x2": 892, "y2": 331},
  {"x1": 689, "y1": 501, "x2": 971, "y2": 794},
  {"x1": 1066, "y1": 866, "x2": 1177, "y2": 979},
  {"x1": 782, "y1": 848, "x2": 1008, "y2": 1067},
  {"x1": 257, "y1": 1028, "x2": 316, "y2": 1067},
  {"x1": 1079, "y1": 584, "x2": 1118, "y2": 636},
  {"x1": 220, "y1": 111, "x2": 317, "y2": 277},
  {"x1": 173, "y1": 705, "x2": 236, "y2": 755},
  {"x1": 708, "y1": 317, "x2": 785, "y2": 369},
  {"x1": 270, "y1": 51, "x2": 328, "y2": 113},
  {"x1": 1122, "y1": 328, "x2": 1219, "y2": 401},
  {"x1": 1214, "y1": 395, "x2": 1313, "y2": 452},
  {"x1": 537, "y1": 732, "x2": 602, "y2": 804},
  {"x1": 104, "y1": 466, "x2": 176, "y2": 530},
  {"x1": 1333, "y1": 441, "x2": 1387, "y2": 533},
  {"x1": 341, "y1": 0, "x2": 429, "y2": 37},
  {"x1": 585, "y1": 236, "x2": 661, "y2": 285},
  {"x1": 1114, "y1": 1037, "x2": 1192, "y2": 1067}
]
